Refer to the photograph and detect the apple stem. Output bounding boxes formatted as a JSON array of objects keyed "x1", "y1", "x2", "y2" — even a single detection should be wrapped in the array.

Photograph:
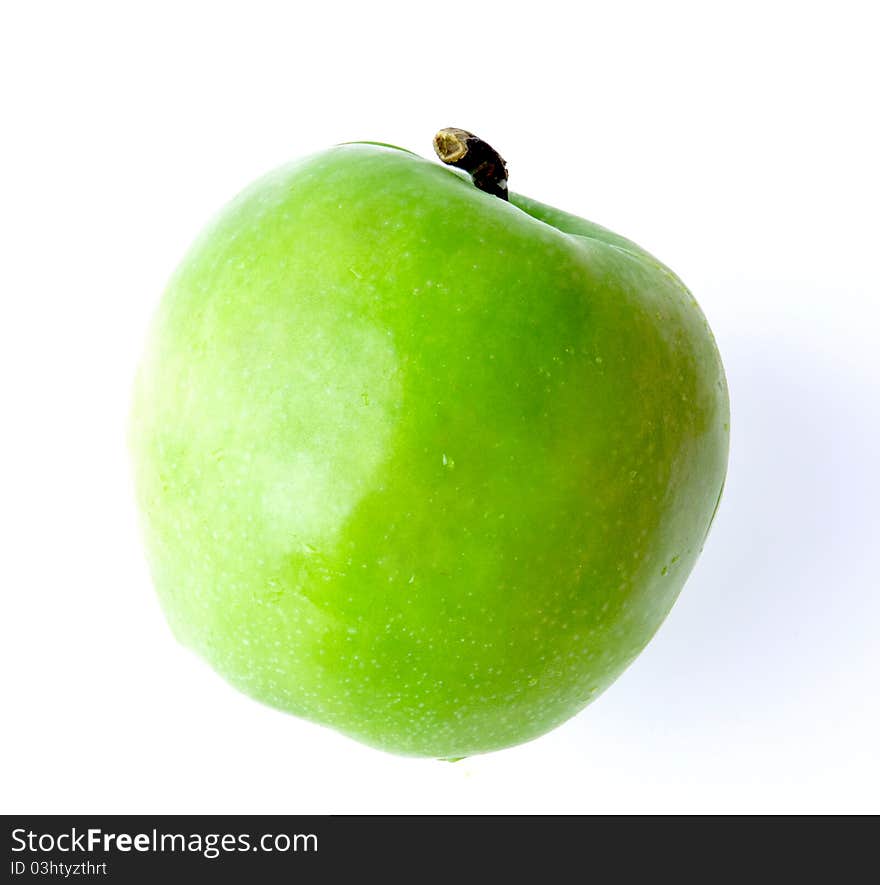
[{"x1": 432, "y1": 128, "x2": 508, "y2": 200}]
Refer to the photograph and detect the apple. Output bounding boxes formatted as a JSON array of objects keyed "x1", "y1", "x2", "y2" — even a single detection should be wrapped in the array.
[{"x1": 130, "y1": 130, "x2": 729, "y2": 758}]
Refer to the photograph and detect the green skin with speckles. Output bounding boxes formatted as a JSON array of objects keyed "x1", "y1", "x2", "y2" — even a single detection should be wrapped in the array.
[{"x1": 131, "y1": 142, "x2": 729, "y2": 758}]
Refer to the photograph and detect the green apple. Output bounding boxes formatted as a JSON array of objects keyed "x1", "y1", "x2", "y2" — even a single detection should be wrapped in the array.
[{"x1": 131, "y1": 132, "x2": 729, "y2": 758}]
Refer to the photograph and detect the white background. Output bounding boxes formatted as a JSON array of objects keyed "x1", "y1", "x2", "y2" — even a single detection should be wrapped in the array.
[{"x1": 2, "y1": 1, "x2": 878, "y2": 814}]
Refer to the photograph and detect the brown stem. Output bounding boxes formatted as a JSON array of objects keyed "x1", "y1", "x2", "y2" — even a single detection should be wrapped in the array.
[{"x1": 432, "y1": 128, "x2": 508, "y2": 200}]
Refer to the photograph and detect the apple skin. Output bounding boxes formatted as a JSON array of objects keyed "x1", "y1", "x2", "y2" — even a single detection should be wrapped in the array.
[{"x1": 131, "y1": 142, "x2": 729, "y2": 758}]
